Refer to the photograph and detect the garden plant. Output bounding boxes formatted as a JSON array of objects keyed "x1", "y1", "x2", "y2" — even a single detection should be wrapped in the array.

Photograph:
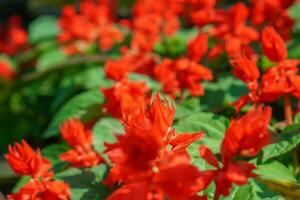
[{"x1": 1, "y1": 0, "x2": 300, "y2": 199}]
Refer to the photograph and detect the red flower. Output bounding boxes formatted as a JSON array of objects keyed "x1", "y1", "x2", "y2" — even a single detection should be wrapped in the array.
[
  {"x1": 59, "y1": 119, "x2": 102, "y2": 167},
  {"x1": 105, "y1": 94, "x2": 206, "y2": 199},
  {"x1": 260, "y1": 60, "x2": 300, "y2": 102},
  {"x1": 7, "y1": 180, "x2": 71, "y2": 200},
  {"x1": 105, "y1": 50, "x2": 156, "y2": 81},
  {"x1": 101, "y1": 80, "x2": 149, "y2": 119},
  {"x1": 0, "y1": 59, "x2": 16, "y2": 80},
  {"x1": 199, "y1": 107, "x2": 271, "y2": 199},
  {"x1": 130, "y1": 0, "x2": 183, "y2": 51},
  {"x1": 208, "y1": 3, "x2": 259, "y2": 59},
  {"x1": 188, "y1": 33, "x2": 208, "y2": 62},
  {"x1": 261, "y1": 26, "x2": 287, "y2": 63},
  {"x1": 230, "y1": 53, "x2": 260, "y2": 84},
  {"x1": 6, "y1": 141, "x2": 71, "y2": 200},
  {"x1": 108, "y1": 154, "x2": 209, "y2": 200},
  {"x1": 0, "y1": 16, "x2": 27, "y2": 55},
  {"x1": 250, "y1": 0, "x2": 295, "y2": 40},
  {"x1": 5, "y1": 140, "x2": 52, "y2": 179},
  {"x1": 154, "y1": 58, "x2": 213, "y2": 97},
  {"x1": 58, "y1": 0, "x2": 123, "y2": 54},
  {"x1": 221, "y1": 106, "x2": 271, "y2": 163}
]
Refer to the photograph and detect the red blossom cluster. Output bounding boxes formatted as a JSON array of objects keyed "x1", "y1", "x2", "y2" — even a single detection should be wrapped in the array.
[
  {"x1": 250, "y1": 0, "x2": 295, "y2": 40},
  {"x1": 101, "y1": 79, "x2": 149, "y2": 119},
  {"x1": 231, "y1": 27, "x2": 300, "y2": 114},
  {"x1": 0, "y1": 16, "x2": 27, "y2": 56},
  {"x1": 5, "y1": 141, "x2": 71, "y2": 200},
  {"x1": 4, "y1": 0, "x2": 300, "y2": 199},
  {"x1": 58, "y1": 0, "x2": 123, "y2": 54},
  {"x1": 129, "y1": 0, "x2": 184, "y2": 52},
  {"x1": 101, "y1": 94, "x2": 271, "y2": 199},
  {"x1": 105, "y1": 94, "x2": 208, "y2": 199},
  {"x1": 199, "y1": 107, "x2": 271, "y2": 198},
  {"x1": 0, "y1": 59, "x2": 16, "y2": 80},
  {"x1": 59, "y1": 119, "x2": 102, "y2": 167}
]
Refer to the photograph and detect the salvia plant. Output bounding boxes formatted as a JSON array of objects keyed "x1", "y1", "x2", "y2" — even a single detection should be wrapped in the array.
[{"x1": 1, "y1": 0, "x2": 300, "y2": 199}]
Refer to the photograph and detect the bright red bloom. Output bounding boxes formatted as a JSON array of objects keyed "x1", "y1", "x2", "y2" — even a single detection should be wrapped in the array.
[
  {"x1": 187, "y1": 0, "x2": 216, "y2": 27},
  {"x1": 0, "y1": 59, "x2": 16, "y2": 80},
  {"x1": 105, "y1": 94, "x2": 206, "y2": 199},
  {"x1": 261, "y1": 26, "x2": 287, "y2": 63},
  {"x1": 105, "y1": 50, "x2": 156, "y2": 81},
  {"x1": 58, "y1": 0, "x2": 123, "y2": 54},
  {"x1": 7, "y1": 180, "x2": 71, "y2": 200},
  {"x1": 221, "y1": 106, "x2": 271, "y2": 163},
  {"x1": 5, "y1": 140, "x2": 52, "y2": 179},
  {"x1": 6, "y1": 141, "x2": 71, "y2": 200},
  {"x1": 130, "y1": 0, "x2": 184, "y2": 51},
  {"x1": 0, "y1": 16, "x2": 27, "y2": 55},
  {"x1": 230, "y1": 54, "x2": 260, "y2": 84},
  {"x1": 199, "y1": 107, "x2": 272, "y2": 199},
  {"x1": 101, "y1": 80, "x2": 149, "y2": 119},
  {"x1": 108, "y1": 153, "x2": 209, "y2": 200},
  {"x1": 208, "y1": 3, "x2": 259, "y2": 59},
  {"x1": 250, "y1": 0, "x2": 295, "y2": 40},
  {"x1": 187, "y1": 33, "x2": 208, "y2": 62},
  {"x1": 154, "y1": 58, "x2": 213, "y2": 97},
  {"x1": 59, "y1": 119, "x2": 102, "y2": 167},
  {"x1": 260, "y1": 60, "x2": 300, "y2": 102}
]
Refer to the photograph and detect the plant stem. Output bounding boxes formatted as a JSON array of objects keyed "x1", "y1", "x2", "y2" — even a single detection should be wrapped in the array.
[{"x1": 284, "y1": 95, "x2": 293, "y2": 125}]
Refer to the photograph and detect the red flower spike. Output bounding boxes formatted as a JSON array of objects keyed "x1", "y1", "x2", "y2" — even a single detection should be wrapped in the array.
[
  {"x1": 149, "y1": 94, "x2": 175, "y2": 136},
  {"x1": 260, "y1": 60, "x2": 300, "y2": 102},
  {"x1": 0, "y1": 16, "x2": 27, "y2": 55},
  {"x1": 105, "y1": 95, "x2": 206, "y2": 199},
  {"x1": 58, "y1": 0, "x2": 123, "y2": 54},
  {"x1": 230, "y1": 54, "x2": 260, "y2": 84},
  {"x1": 188, "y1": 33, "x2": 208, "y2": 62},
  {"x1": 154, "y1": 58, "x2": 213, "y2": 97},
  {"x1": 221, "y1": 106, "x2": 271, "y2": 164},
  {"x1": 5, "y1": 140, "x2": 35, "y2": 176},
  {"x1": 0, "y1": 59, "x2": 16, "y2": 80},
  {"x1": 5, "y1": 140, "x2": 52, "y2": 178},
  {"x1": 101, "y1": 80, "x2": 149, "y2": 119},
  {"x1": 261, "y1": 26, "x2": 287, "y2": 62},
  {"x1": 60, "y1": 119, "x2": 92, "y2": 149},
  {"x1": 59, "y1": 119, "x2": 102, "y2": 168},
  {"x1": 6, "y1": 141, "x2": 71, "y2": 200}
]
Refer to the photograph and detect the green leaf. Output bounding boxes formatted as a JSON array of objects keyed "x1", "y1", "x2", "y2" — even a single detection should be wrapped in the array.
[
  {"x1": 44, "y1": 90, "x2": 104, "y2": 138},
  {"x1": 29, "y1": 16, "x2": 59, "y2": 44},
  {"x1": 93, "y1": 117, "x2": 124, "y2": 153},
  {"x1": 55, "y1": 165, "x2": 109, "y2": 200},
  {"x1": 222, "y1": 179, "x2": 282, "y2": 200},
  {"x1": 255, "y1": 161, "x2": 296, "y2": 183},
  {"x1": 261, "y1": 125, "x2": 300, "y2": 162},
  {"x1": 76, "y1": 67, "x2": 113, "y2": 89},
  {"x1": 128, "y1": 73, "x2": 162, "y2": 90},
  {"x1": 174, "y1": 112, "x2": 229, "y2": 153},
  {"x1": 294, "y1": 112, "x2": 300, "y2": 124},
  {"x1": 174, "y1": 97, "x2": 202, "y2": 120},
  {"x1": 202, "y1": 74, "x2": 248, "y2": 111},
  {"x1": 289, "y1": 2, "x2": 300, "y2": 32},
  {"x1": 37, "y1": 48, "x2": 67, "y2": 71}
]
